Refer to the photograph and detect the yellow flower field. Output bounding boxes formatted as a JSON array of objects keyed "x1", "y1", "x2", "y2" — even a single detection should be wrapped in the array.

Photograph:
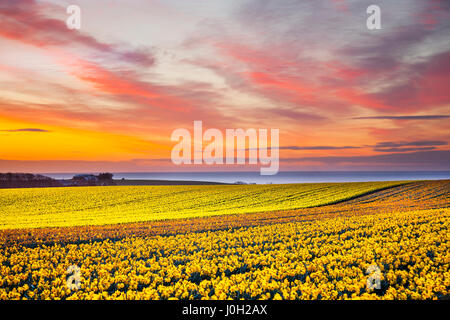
[
  {"x1": 0, "y1": 180, "x2": 448, "y2": 300},
  {"x1": 0, "y1": 181, "x2": 406, "y2": 230},
  {"x1": 0, "y1": 207, "x2": 448, "y2": 300}
]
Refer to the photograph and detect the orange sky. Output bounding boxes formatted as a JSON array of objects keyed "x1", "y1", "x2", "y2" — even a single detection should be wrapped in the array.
[{"x1": 0, "y1": 0, "x2": 449, "y2": 172}]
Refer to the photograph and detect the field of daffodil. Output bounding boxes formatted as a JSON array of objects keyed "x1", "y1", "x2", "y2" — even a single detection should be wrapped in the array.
[
  {"x1": 0, "y1": 207, "x2": 448, "y2": 300},
  {"x1": 0, "y1": 181, "x2": 405, "y2": 230},
  {"x1": 0, "y1": 180, "x2": 448, "y2": 300}
]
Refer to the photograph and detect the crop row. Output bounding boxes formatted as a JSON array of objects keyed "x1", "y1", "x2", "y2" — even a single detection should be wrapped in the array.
[
  {"x1": 0, "y1": 207, "x2": 448, "y2": 300},
  {"x1": 0, "y1": 181, "x2": 407, "y2": 230}
]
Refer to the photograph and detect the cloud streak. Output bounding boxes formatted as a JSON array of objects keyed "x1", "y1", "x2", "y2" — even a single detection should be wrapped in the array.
[
  {"x1": 0, "y1": 128, "x2": 50, "y2": 132},
  {"x1": 353, "y1": 115, "x2": 450, "y2": 120},
  {"x1": 0, "y1": 0, "x2": 155, "y2": 67},
  {"x1": 374, "y1": 141, "x2": 448, "y2": 148},
  {"x1": 284, "y1": 150, "x2": 450, "y2": 167},
  {"x1": 373, "y1": 147, "x2": 436, "y2": 153},
  {"x1": 278, "y1": 146, "x2": 361, "y2": 151}
]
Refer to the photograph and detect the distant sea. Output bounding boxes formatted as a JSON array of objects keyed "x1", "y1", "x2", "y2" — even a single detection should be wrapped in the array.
[{"x1": 45, "y1": 171, "x2": 450, "y2": 184}]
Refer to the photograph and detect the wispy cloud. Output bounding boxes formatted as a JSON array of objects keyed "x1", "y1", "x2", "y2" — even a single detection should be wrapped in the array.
[
  {"x1": 278, "y1": 146, "x2": 361, "y2": 151},
  {"x1": 283, "y1": 150, "x2": 450, "y2": 167},
  {"x1": 275, "y1": 141, "x2": 447, "y2": 152},
  {"x1": 0, "y1": 0, "x2": 155, "y2": 67},
  {"x1": 373, "y1": 147, "x2": 436, "y2": 153},
  {"x1": 374, "y1": 140, "x2": 447, "y2": 148},
  {"x1": 353, "y1": 115, "x2": 450, "y2": 120},
  {"x1": 0, "y1": 128, "x2": 50, "y2": 132}
]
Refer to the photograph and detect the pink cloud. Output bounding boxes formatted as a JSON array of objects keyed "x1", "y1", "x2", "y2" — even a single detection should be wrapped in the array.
[
  {"x1": 0, "y1": 0, "x2": 155, "y2": 67},
  {"x1": 208, "y1": 40, "x2": 393, "y2": 114},
  {"x1": 370, "y1": 50, "x2": 450, "y2": 112}
]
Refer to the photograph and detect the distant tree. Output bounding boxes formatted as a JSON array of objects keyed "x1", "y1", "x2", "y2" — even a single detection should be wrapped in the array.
[{"x1": 98, "y1": 172, "x2": 113, "y2": 180}]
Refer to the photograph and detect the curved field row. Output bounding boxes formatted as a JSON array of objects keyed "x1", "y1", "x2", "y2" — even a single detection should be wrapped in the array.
[
  {"x1": 343, "y1": 180, "x2": 450, "y2": 206},
  {"x1": 1, "y1": 180, "x2": 447, "y2": 246},
  {"x1": 0, "y1": 181, "x2": 407, "y2": 230},
  {"x1": 1, "y1": 208, "x2": 448, "y2": 300},
  {"x1": 0, "y1": 181, "x2": 448, "y2": 300}
]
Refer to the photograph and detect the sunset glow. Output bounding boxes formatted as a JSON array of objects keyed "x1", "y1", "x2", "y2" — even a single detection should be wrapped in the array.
[{"x1": 1, "y1": 0, "x2": 449, "y2": 172}]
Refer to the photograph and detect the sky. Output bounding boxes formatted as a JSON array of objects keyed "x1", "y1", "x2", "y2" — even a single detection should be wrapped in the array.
[{"x1": 0, "y1": 0, "x2": 449, "y2": 173}]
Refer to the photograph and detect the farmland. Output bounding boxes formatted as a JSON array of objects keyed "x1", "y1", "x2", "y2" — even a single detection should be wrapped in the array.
[
  {"x1": 0, "y1": 181, "x2": 406, "y2": 230},
  {"x1": 0, "y1": 180, "x2": 448, "y2": 300}
]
